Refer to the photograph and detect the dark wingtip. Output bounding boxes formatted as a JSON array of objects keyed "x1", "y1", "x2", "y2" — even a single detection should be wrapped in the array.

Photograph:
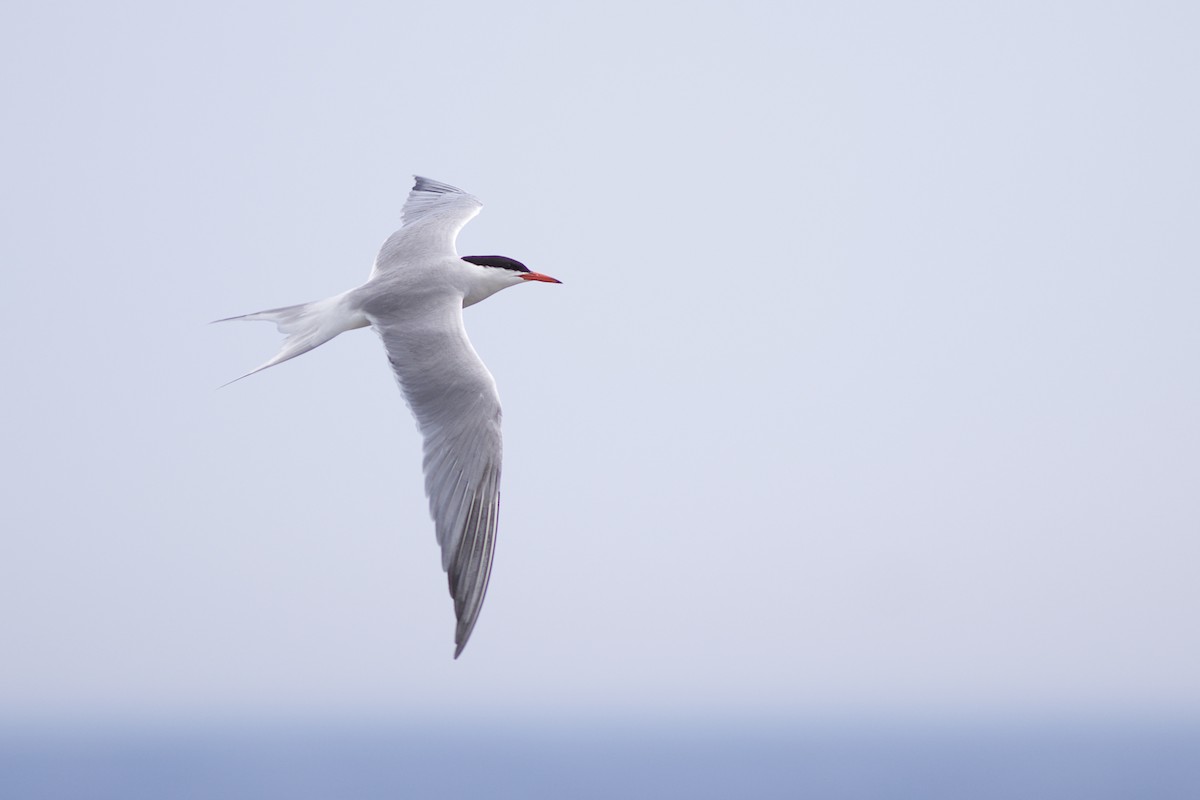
[{"x1": 413, "y1": 175, "x2": 465, "y2": 195}]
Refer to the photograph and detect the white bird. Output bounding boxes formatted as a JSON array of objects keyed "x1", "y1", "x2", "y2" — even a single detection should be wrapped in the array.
[{"x1": 218, "y1": 176, "x2": 561, "y2": 657}]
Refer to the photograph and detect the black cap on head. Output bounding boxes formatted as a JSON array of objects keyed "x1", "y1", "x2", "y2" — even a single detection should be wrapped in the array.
[{"x1": 462, "y1": 255, "x2": 530, "y2": 273}]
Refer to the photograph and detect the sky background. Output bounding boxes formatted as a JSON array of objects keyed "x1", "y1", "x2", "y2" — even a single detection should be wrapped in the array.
[{"x1": 1, "y1": 0, "x2": 1197, "y2": 726}]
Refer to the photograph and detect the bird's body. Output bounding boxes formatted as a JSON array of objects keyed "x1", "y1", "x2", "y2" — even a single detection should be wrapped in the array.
[{"x1": 218, "y1": 177, "x2": 560, "y2": 657}]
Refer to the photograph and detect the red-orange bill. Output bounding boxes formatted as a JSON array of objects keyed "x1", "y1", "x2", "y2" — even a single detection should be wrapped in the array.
[{"x1": 521, "y1": 272, "x2": 562, "y2": 284}]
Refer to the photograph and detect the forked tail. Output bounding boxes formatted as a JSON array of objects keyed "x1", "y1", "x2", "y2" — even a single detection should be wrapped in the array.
[{"x1": 214, "y1": 291, "x2": 368, "y2": 385}]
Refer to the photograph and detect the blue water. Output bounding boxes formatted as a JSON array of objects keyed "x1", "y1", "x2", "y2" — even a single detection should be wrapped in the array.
[{"x1": 3, "y1": 721, "x2": 1198, "y2": 799}]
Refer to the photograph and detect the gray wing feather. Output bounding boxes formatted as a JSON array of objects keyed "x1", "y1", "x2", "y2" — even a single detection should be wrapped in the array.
[
  {"x1": 402, "y1": 176, "x2": 477, "y2": 226},
  {"x1": 366, "y1": 297, "x2": 502, "y2": 658},
  {"x1": 372, "y1": 176, "x2": 483, "y2": 275}
]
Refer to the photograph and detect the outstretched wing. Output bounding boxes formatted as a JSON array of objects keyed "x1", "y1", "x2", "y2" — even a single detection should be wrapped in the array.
[
  {"x1": 372, "y1": 176, "x2": 483, "y2": 275},
  {"x1": 365, "y1": 296, "x2": 502, "y2": 658}
]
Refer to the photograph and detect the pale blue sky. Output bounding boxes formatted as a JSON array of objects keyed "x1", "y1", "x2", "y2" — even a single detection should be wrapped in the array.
[{"x1": 1, "y1": 0, "x2": 1197, "y2": 724}]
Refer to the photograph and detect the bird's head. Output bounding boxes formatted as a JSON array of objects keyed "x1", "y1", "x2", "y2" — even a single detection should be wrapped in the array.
[{"x1": 461, "y1": 255, "x2": 561, "y2": 307}]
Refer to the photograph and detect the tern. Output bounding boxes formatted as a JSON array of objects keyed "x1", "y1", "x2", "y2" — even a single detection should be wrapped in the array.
[{"x1": 218, "y1": 176, "x2": 561, "y2": 657}]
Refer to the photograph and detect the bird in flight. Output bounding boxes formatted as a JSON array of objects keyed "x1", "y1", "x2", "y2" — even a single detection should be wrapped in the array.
[{"x1": 218, "y1": 176, "x2": 561, "y2": 657}]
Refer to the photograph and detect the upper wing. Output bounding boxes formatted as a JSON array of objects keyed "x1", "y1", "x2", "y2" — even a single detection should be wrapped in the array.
[
  {"x1": 365, "y1": 295, "x2": 502, "y2": 658},
  {"x1": 372, "y1": 176, "x2": 483, "y2": 276}
]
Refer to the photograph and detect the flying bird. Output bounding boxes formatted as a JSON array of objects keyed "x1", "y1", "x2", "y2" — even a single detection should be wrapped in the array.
[{"x1": 217, "y1": 176, "x2": 561, "y2": 657}]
